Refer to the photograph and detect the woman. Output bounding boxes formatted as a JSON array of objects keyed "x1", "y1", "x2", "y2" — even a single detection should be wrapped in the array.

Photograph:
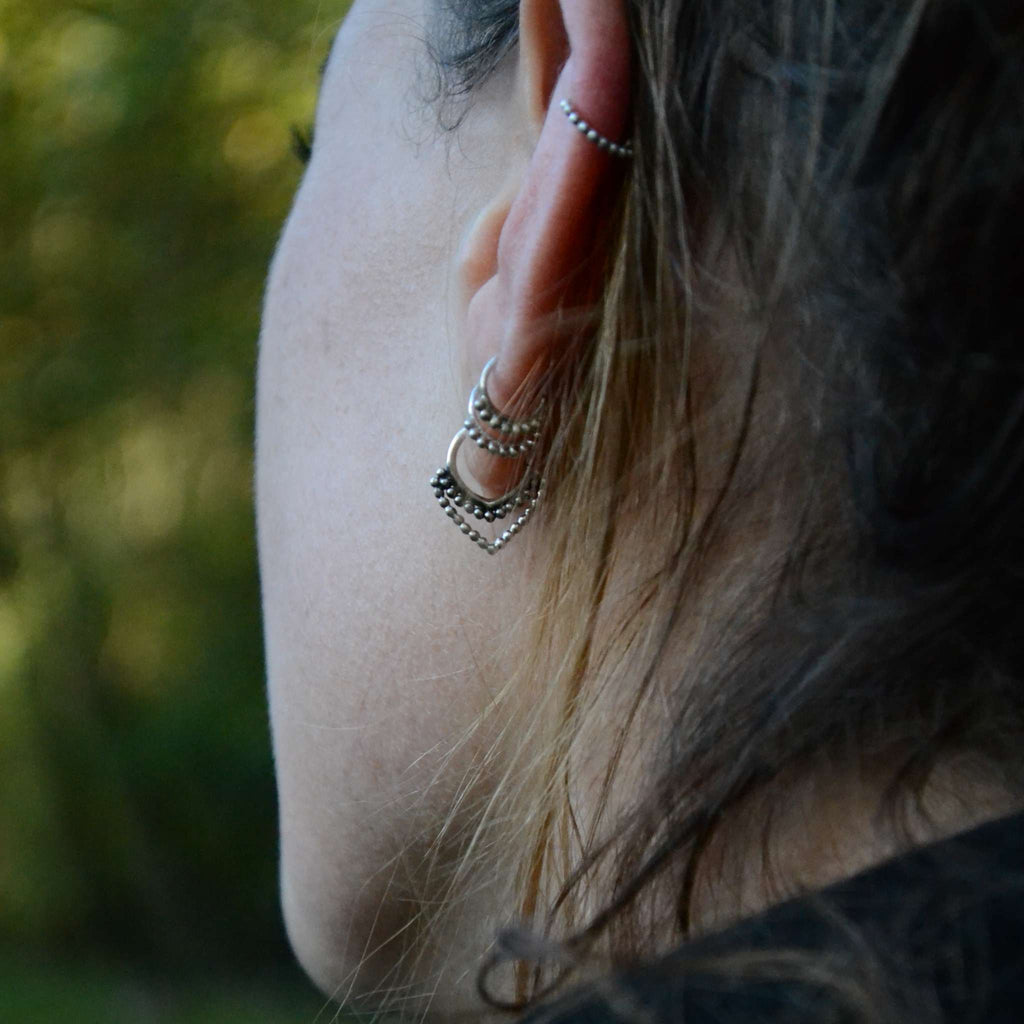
[{"x1": 256, "y1": 0, "x2": 1024, "y2": 1019}]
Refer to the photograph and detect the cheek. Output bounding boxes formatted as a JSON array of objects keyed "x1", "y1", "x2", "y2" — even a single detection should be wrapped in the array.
[
  {"x1": 255, "y1": 170, "x2": 468, "y2": 998},
  {"x1": 253, "y1": 25, "x2": 526, "y2": 997},
  {"x1": 257, "y1": 15, "x2": 468, "y2": 747}
]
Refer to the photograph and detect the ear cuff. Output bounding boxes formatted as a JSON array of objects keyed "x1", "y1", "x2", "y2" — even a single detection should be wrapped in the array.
[{"x1": 560, "y1": 99, "x2": 633, "y2": 159}]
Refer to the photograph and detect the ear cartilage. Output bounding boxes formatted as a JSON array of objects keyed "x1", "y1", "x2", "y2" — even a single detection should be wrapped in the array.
[{"x1": 559, "y1": 99, "x2": 634, "y2": 159}]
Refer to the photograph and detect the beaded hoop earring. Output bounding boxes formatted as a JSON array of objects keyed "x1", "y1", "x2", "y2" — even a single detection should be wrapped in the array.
[{"x1": 560, "y1": 99, "x2": 634, "y2": 158}]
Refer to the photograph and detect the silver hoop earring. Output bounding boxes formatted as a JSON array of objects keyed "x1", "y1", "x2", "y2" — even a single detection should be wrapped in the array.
[
  {"x1": 430, "y1": 358, "x2": 545, "y2": 555},
  {"x1": 560, "y1": 99, "x2": 633, "y2": 159}
]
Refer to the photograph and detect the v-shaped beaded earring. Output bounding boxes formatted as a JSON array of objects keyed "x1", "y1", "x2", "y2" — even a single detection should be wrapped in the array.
[{"x1": 430, "y1": 358, "x2": 545, "y2": 554}]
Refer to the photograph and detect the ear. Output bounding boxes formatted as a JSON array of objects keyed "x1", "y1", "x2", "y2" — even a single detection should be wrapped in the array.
[{"x1": 460, "y1": 0, "x2": 632, "y2": 412}]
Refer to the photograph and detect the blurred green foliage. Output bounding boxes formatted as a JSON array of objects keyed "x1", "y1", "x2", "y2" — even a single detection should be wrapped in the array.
[
  {"x1": 3, "y1": 958, "x2": 328, "y2": 1023},
  {"x1": 0, "y1": 0, "x2": 344, "y2": 984}
]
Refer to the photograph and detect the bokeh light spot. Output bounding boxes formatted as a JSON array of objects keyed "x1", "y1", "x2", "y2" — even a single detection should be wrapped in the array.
[
  {"x1": 222, "y1": 109, "x2": 287, "y2": 173},
  {"x1": 116, "y1": 419, "x2": 187, "y2": 546},
  {"x1": 211, "y1": 40, "x2": 280, "y2": 101},
  {"x1": 54, "y1": 16, "x2": 125, "y2": 76}
]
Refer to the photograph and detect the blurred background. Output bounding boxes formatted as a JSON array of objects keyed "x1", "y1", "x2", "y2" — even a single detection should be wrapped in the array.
[{"x1": 0, "y1": 0, "x2": 344, "y2": 1019}]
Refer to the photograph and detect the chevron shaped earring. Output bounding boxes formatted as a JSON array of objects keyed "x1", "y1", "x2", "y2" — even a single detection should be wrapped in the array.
[{"x1": 429, "y1": 358, "x2": 545, "y2": 554}]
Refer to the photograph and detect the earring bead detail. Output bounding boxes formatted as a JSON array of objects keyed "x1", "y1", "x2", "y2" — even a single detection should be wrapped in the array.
[
  {"x1": 560, "y1": 99, "x2": 633, "y2": 159},
  {"x1": 464, "y1": 357, "x2": 543, "y2": 458}
]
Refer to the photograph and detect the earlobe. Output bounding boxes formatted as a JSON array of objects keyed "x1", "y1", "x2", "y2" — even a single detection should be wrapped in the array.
[{"x1": 458, "y1": 0, "x2": 632, "y2": 412}]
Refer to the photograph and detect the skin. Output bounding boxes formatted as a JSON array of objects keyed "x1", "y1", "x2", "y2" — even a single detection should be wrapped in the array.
[
  {"x1": 257, "y1": 0, "x2": 631, "y2": 1013},
  {"x1": 256, "y1": 0, "x2": 1016, "y2": 1016}
]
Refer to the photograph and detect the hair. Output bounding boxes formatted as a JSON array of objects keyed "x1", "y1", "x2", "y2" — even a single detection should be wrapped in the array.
[{"x1": 413, "y1": 0, "x2": 1024, "y2": 1017}]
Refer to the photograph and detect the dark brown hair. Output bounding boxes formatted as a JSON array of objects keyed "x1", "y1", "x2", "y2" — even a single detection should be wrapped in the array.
[{"x1": 425, "y1": 0, "x2": 1024, "y2": 1015}]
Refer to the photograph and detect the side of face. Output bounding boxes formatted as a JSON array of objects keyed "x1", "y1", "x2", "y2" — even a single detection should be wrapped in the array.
[{"x1": 256, "y1": 0, "x2": 531, "y2": 1010}]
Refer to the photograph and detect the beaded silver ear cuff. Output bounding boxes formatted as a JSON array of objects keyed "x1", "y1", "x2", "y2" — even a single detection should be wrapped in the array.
[
  {"x1": 560, "y1": 99, "x2": 633, "y2": 158},
  {"x1": 430, "y1": 358, "x2": 544, "y2": 555}
]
